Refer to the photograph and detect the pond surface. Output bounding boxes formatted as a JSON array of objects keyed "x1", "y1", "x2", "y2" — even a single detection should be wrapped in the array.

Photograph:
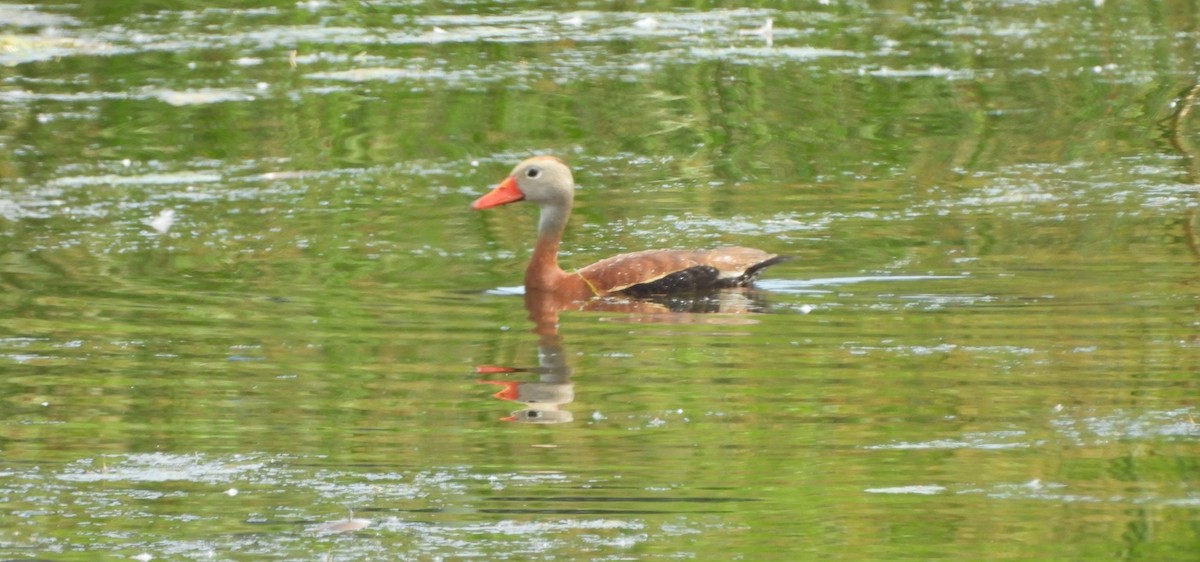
[{"x1": 2, "y1": 1, "x2": 1199, "y2": 560}]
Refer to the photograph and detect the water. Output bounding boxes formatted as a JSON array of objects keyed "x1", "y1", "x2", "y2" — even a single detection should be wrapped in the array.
[{"x1": 2, "y1": 1, "x2": 1198, "y2": 560}]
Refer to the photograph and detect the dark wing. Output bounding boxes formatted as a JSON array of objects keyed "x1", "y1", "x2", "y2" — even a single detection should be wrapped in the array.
[{"x1": 577, "y1": 247, "x2": 786, "y2": 296}]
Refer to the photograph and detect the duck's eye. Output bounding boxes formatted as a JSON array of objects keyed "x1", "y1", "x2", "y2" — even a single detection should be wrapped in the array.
[{"x1": 526, "y1": 167, "x2": 541, "y2": 179}]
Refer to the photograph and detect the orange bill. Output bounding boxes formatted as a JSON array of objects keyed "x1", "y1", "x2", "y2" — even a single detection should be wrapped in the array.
[{"x1": 470, "y1": 176, "x2": 524, "y2": 210}]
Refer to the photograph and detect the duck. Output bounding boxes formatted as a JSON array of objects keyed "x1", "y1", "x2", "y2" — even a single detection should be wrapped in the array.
[{"x1": 471, "y1": 156, "x2": 786, "y2": 301}]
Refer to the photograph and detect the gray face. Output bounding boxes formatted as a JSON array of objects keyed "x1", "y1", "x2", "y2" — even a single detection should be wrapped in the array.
[{"x1": 511, "y1": 158, "x2": 575, "y2": 209}]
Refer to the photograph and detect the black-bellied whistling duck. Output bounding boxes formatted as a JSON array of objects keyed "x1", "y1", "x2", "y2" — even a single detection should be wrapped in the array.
[{"x1": 471, "y1": 156, "x2": 786, "y2": 301}]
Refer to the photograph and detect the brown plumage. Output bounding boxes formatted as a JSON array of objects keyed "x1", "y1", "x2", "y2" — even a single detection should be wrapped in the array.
[{"x1": 471, "y1": 156, "x2": 785, "y2": 301}]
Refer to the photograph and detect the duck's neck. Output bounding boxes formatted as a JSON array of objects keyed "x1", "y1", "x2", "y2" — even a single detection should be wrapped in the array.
[{"x1": 525, "y1": 203, "x2": 570, "y2": 291}]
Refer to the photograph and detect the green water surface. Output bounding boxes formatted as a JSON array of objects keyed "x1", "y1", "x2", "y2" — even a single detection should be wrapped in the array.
[{"x1": 1, "y1": 1, "x2": 1198, "y2": 560}]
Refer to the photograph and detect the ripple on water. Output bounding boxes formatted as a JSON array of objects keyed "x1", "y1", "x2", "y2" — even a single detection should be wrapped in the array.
[
  {"x1": 49, "y1": 171, "x2": 223, "y2": 188},
  {"x1": 57, "y1": 453, "x2": 269, "y2": 484},
  {"x1": 683, "y1": 45, "x2": 860, "y2": 64},
  {"x1": 757, "y1": 274, "x2": 967, "y2": 295},
  {"x1": 0, "y1": 8, "x2": 875, "y2": 93},
  {"x1": 0, "y1": 4, "x2": 80, "y2": 28},
  {"x1": 1050, "y1": 407, "x2": 1199, "y2": 445},
  {"x1": 3, "y1": 450, "x2": 725, "y2": 558},
  {"x1": 0, "y1": 34, "x2": 114, "y2": 66}
]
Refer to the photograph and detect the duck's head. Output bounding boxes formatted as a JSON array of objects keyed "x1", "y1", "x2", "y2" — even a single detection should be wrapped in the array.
[{"x1": 471, "y1": 156, "x2": 574, "y2": 211}]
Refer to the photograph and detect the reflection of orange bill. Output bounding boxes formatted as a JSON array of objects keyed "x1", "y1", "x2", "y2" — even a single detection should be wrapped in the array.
[{"x1": 477, "y1": 379, "x2": 519, "y2": 400}]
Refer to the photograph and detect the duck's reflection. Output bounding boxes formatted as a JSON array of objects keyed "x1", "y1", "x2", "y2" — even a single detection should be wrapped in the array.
[
  {"x1": 475, "y1": 290, "x2": 576, "y2": 424},
  {"x1": 476, "y1": 363, "x2": 575, "y2": 424},
  {"x1": 475, "y1": 288, "x2": 774, "y2": 424}
]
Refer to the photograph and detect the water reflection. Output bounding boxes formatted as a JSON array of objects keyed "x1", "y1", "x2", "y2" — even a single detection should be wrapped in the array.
[
  {"x1": 1164, "y1": 81, "x2": 1200, "y2": 266},
  {"x1": 477, "y1": 364, "x2": 574, "y2": 424},
  {"x1": 475, "y1": 291, "x2": 579, "y2": 424},
  {"x1": 476, "y1": 292, "x2": 576, "y2": 424},
  {"x1": 475, "y1": 288, "x2": 775, "y2": 423}
]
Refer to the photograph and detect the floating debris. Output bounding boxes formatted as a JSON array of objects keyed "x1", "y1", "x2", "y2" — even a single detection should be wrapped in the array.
[
  {"x1": 314, "y1": 506, "x2": 371, "y2": 534},
  {"x1": 150, "y1": 88, "x2": 256, "y2": 106},
  {"x1": 738, "y1": 18, "x2": 773, "y2": 47},
  {"x1": 148, "y1": 209, "x2": 175, "y2": 234},
  {"x1": 633, "y1": 17, "x2": 658, "y2": 30}
]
